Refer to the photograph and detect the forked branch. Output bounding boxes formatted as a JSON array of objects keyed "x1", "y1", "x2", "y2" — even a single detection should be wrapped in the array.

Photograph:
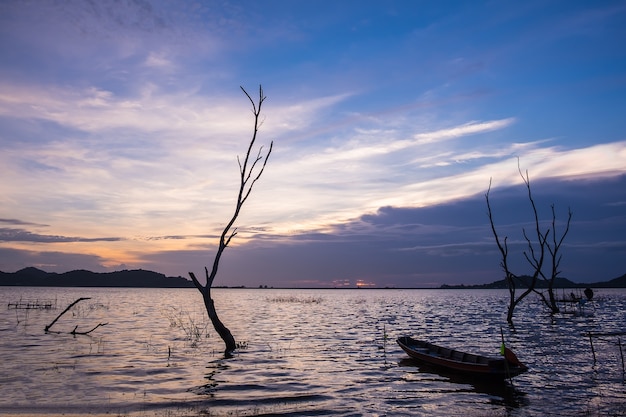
[{"x1": 45, "y1": 297, "x2": 108, "y2": 335}]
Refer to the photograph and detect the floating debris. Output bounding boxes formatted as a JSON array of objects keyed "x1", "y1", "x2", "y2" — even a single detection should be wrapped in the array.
[{"x1": 8, "y1": 298, "x2": 57, "y2": 310}]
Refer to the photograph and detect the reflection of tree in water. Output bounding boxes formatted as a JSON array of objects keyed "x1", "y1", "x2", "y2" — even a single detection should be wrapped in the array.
[{"x1": 190, "y1": 359, "x2": 230, "y2": 396}]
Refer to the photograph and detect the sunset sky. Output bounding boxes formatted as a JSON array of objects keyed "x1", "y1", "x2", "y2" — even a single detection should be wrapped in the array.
[{"x1": 1, "y1": 1, "x2": 625, "y2": 288}]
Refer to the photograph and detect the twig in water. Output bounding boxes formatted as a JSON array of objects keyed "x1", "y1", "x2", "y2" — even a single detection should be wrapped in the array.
[
  {"x1": 45, "y1": 297, "x2": 91, "y2": 333},
  {"x1": 45, "y1": 297, "x2": 107, "y2": 335}
]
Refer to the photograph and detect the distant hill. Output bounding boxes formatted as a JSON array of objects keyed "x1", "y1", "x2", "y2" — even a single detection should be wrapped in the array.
[
  {"x1": 0, "y1": 267, "x2": 195, "y2": 288},
  {"x1": 589, "y1": 273, "x2": 626, "y2": 288},
  {"x1": 441, "y1": 273, "x2": 626, "y2": 289}
]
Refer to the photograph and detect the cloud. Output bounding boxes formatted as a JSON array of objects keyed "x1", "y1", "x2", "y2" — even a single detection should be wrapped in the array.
[
  {"x1": 369, "y1": 141, "x2": 626, "y2": 211},
  {"x1": 306, "y1": 117, "x2": 515, "y2": 162},
  {"x1": 413, "y1": 118, "x2": 515, "y2": 144},
  {"x1": 0, "y1": 228, "x2": 122, "y2": 243},
  {"x1": 143, "y1": 234, "x2": 218, "y2": 241},
  {"x1": 0, "y1": 218, "x2": 47, "y2": 227},
  {"x1": 0, "y1": 82, "x2": 350, "y2": 145},
  {"x1": 2, "y1": 70, "x2": 624, "y2": 245},
  {"x1": 0, "y1": 82, "x2": 244, "y2": 136},
  {"x1": 1, "y1": 0, "x2": 625, "y2": 287},
  {"x1": 1, "y1": 172, "x2": 624, "y2": 287},
  {"x1": 0, "y1": 82, "x2": 356, "y2": 240},
  {"x1": 0, "y1": 247, "x2": 112, "y2": 273},
  {"x1": 144, "y1": 51, "x2": 176, "y2": 70},
  {"x1": 249, "y1": 137, "x2": 626, "y2": 239},
  {"x1": 0, "y1": 0, "x2": 222, "y2": 66}
]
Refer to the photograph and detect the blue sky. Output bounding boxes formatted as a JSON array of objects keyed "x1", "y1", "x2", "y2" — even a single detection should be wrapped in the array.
[{"x1": 0, "y1": 0, "x2": 625, "y2": 287}]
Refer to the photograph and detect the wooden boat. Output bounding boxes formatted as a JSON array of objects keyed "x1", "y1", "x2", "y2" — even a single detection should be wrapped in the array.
[{"x1": 397, "y1": 336, "x2": 528, "y2": 379}]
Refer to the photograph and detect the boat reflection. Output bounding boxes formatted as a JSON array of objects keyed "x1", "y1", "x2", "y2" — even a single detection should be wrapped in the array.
[{"x1": 398, "y1": 358, "x2": 529, "y2": 409}]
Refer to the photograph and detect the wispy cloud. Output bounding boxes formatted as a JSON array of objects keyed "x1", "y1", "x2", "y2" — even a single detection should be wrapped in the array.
[
  {"x1": 2, "y1": 73, "x2": 624, "y2": 244},
  {"x1": 251, "y1": 139, "x2": 626, "y2": 237},
  {"x1": 413, "y1": 118, "x2": 515, "y2": 144},
  {"x1": 0, "y1": 82, "x2": 248, "y2": 136},
  {"x1": 0, "y1": 218, "x2": 48, "y2": 227},
  {"x1": 0, "y1": 228, "x2": 122, "y2": 243},
  {"x1": 310, "y1": 118, "x2": 514, "y2": 162},
  {"x1": 0, "y1": 82, "x2": 350, "y2": 142}
]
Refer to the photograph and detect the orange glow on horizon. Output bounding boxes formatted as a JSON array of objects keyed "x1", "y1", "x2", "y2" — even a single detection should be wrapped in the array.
[{"x1": 355, "y1": 279, "x2": 376, "y2": 288}]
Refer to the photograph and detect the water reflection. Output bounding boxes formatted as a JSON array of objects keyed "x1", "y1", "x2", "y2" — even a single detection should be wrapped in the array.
[
  {"x1": 0, "y1": 287, "x2": 625, "y2": 416},
  {"x1": 398, "y1": 358, "x2": 529, "y2": 409},
  {"x1": 190, "y1": 358, "x2": 230, "y2": 396}
]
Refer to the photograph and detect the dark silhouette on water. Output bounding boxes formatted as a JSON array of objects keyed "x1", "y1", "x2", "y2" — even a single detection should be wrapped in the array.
[
  {"x1": 486, "y1": 162, "x2": 580, "y2": 322},
  {"x1": 397, "y1": 336, "x2": 528, "y2": 380},
  {"x1": 188, "y1": 85, "x2": 273, "y2": 355}
]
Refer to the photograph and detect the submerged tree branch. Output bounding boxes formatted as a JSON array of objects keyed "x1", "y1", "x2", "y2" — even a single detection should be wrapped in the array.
[
  {"x1": 45, "y1": 297, "x2": 107, "y2": 335},
  {"x1": 71, "y1": 322, "x2": 108, "y2": 335},
  {"x1": 45, "y1": 297, "x2": 91, "y2": 333}
]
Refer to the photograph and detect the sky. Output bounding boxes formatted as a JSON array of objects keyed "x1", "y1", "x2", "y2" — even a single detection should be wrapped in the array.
[{"x1": 0, "y1": 0, "x2": 625, "y2": 288}]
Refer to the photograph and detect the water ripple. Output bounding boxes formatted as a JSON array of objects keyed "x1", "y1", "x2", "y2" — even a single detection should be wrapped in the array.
[{"x1": 0, "y1": 287, "x2": 625, "y2": 416}]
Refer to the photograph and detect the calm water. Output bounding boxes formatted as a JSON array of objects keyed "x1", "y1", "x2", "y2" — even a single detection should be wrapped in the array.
[{"x1": 0, "y1": 287, "x2": 624, "y2": 416}]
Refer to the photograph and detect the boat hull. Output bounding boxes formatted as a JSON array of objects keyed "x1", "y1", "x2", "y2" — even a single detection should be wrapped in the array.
[{"x1": 397, "y1": 336, "x2": 528, "y2": 379}]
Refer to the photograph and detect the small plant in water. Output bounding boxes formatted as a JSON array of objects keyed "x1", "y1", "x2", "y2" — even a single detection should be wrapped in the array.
[
  {"x1": 162, "y1": 306, "x2": 210, "y2": 346},
  {"x1": 267, "y1": 295, "x2": 323, "y2": 304}
]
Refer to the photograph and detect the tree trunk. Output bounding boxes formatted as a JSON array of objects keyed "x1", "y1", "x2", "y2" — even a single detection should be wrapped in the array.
[
  {"x1": 548, "y1": 281, "x2": 560, "y2": 314},
  {"x1": 202, "y1": 288, "x2": 236, "y2": 353},
  {"x1": 507, "y1": 306, "x2": 514, "y2": 324}
]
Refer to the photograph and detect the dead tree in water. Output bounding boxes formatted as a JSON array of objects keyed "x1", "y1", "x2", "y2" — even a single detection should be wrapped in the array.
[
  {"x1": 536, "y1": 204, "x2": 572, "y2": 313},
  {"x1": 189, "y1": 86, "x2": 273, "y2": 355},
  {"x1": 486, "y1": 168, "x2": 547, "y2": 324},
  {"x1": 486, "y1": 165, "x2": 573, "y2": 322}
]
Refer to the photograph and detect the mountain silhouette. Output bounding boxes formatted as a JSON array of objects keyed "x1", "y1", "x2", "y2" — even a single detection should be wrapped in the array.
[
  {"x1": 440, "y1": 273, "x2": 626, "y2": 289},
  {"x1": 0, "y1": 268, "x2": 194, "y2": 288},
  {"x1": 2, "y1": 267, "x2": 624, "y2": 288}
]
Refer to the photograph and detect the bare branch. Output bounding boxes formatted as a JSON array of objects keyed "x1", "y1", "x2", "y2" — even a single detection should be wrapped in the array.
[
  {"x1": 188, "y1": 272, "x2": 203, "y2": 291},
  {"x1": 71, "y1": 322, "x2": 108, "y2": 335},
  {"x1": 518, "y1": 164, "x2": 546, "y2": 285},
  {"x1": 44, "y1": 297, "x2": 107, "y2": 336},
  {"x1": 45, "y1": 297, "x2": 91, "y2": 333},
  {"x1": 242, "y1": 142, "x2": 273, "y2": 204},
  {"x1": 486, "y1": 179, "x2": 519, "y2": 310},
  {"x1": 485, "y1": 179, "x2": 509, "y2": 262}
]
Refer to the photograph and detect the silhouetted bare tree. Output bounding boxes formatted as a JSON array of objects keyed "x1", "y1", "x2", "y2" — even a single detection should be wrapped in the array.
[
  {"x1": 189, "y1": 86, "x2": 273, "y2": 354},
  {"x1": 486, "y1": 163, "x2": 573, "y2": 323},
  {"x1": 486, "y1": 169, "x2": 547, "y2": 324},
  {"x1": 532, "y1": 204, "x2": 573, "y2": 314}
]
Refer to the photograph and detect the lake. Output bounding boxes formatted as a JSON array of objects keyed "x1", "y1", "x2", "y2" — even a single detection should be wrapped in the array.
[{"x1": 0, "y1": 287, "x2": 624, "y2": 416}]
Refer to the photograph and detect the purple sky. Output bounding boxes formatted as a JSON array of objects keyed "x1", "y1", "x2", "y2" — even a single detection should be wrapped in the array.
[{"x1": 1, "y1": 1, "x2": 625, "y2": 287}]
